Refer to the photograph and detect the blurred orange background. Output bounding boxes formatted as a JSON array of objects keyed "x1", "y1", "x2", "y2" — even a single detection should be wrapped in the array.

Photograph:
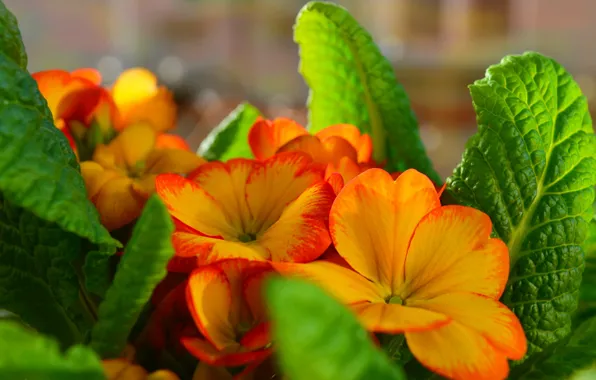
[{"x1": 6, "y1": 0, "x2": 596, "y2": 178}]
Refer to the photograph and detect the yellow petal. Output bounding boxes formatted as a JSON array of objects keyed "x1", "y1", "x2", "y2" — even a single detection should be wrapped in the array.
[
  {"x1": 192, "y1": 362, "x2": 233, "y2": 380},
  {"x1": 352, "y1": 302, "x2": 450, "y2": 334},
  {"x1": 95, "y1": 176, "x2": 145, "y2": 231},
  {"x1": 112, "y1": 68, "x2": 159, "y2": 106},
  {"x1": 144, "y1": 148, "x2": 206, "y2": 175},
  {"x1": 80, "y1": 161, "x2": 121, "y2": 200},
  {"x1": 92, "y1": 144, "x2": 119, "y2": 171},
  {"x1": 104, "y1": 123, "x2": 157, "y2": 168},
  {"x1": 132, "y1": 174, "x2": 158, "y2": 199},
  {"x1": 121, "y1": 88, "x2": 177, "y2": 133}
]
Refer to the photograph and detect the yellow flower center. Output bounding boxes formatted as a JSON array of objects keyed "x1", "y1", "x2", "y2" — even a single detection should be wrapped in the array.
[{"x1": 128, "y1": 161, "x2": 146, "y2": 179}]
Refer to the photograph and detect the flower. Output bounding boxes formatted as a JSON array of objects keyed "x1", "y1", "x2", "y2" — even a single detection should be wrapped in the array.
[
  {"x1": 181, "y1": 259, "x2": 274, "y2": 377},
  {"x1": 111, "y1": 68, "x2": 177, "y2": 133},
  {"x1": 155, "y1": 152, "x2": 334, "y2": 271},
  {"x1": 273, "y1": 168, "x2": 527, "y2": 379},
  {"x1": 102, "y1": 344, "x2": 180, "y2": 379},
  {"x1": 81, "y1": 123, "x2": 205, "y2": 231}
]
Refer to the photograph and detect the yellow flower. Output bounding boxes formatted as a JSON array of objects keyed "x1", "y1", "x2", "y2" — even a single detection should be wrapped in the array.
[{"x1": 81, "y1": 124, "x2": 205, "y2": 231}]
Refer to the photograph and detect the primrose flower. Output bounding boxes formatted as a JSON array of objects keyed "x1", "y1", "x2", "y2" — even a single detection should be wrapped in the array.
[
  {"x1": 155, "y1": 152, "x2": 334, "y2": 271},
  {"x1": 274, "y1": 169, "x2": 527, "y2": 380},
  {"x1": 81, "y1": 123, "x2": 205, "y2": 231},
  {"x1": 181, "y1": 259, "x2": 273, "y2": 377},
  {"x1": 248, "y1": 118, "x2": 375, "y2": 182}
]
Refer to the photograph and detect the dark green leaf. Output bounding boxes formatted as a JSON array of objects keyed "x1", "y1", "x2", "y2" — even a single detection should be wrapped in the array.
[
  {"x1": 266, "y1": 277, "x2": 406, "y2": 380},
  {"x1": 197, "y1": 102, "x2": 261, "y2": 161},
  {"x1": 0, "y1": 321, "x2": 105, "y2": 380},
  {"x1": 446, "y1": 52, "x2": 596, "y2": 360},
  {"x1": 83, "y1": 244, "x2": 117, "y2": 298},
  {"x1": 0, "y1": 194, "x2": 96, "y2": 346},
  {"x1": 294, "y1": 1, "x2": 440, "y2": 183},
  {"x1": 90, "y1": 195, "x2": 175, "y2": 358},
  {"x1": 0, "y1": 1, "x2": 27, "y2": 69}
]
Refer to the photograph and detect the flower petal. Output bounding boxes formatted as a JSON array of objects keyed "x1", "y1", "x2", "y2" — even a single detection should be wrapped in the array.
[
  {"x1": 156, "y1": 133, "x2": 191, "y2": 150},
  {"x1": 187, "y1": 265, "x2": 236, "y2": 350},
  {"x1": 272, "y1": 259, "x2": 388, "y2": 305},
  {"x1": 112, "y1": 67, "x2": 158, "y2": 105},
  {"x1": 156, "y1": 174, "x2": 236, "y2": 239},
  {"x1": 80, "y1": 161, "x2": 121, "y2": 200},
  {"x1": 412, "y1": 293, "x2": 526, "y2": 360},
  {"x1": 352, "y1": 302, "x2": 450, "y2": 334},
  {"x1": 315, "y1": 124, "x2": 372, "y2": 163},
  {"x1": 144, "y1": 148, "x2": 206, "y2": 175},
  {"x1": 239, "y1": 322, "x2": 270, "y2": 350},
  {"x1": 248, "y1": 118, "x2": 308, "y2": 160},
  {"x1": 326, "y1": 172, "x2": 344, "y2": 195},
  {"x1": 258, "y1": 181, "x2": 333, "y2": 262},
  {"x1": 404, "y1": 205, "x2": 506, "y2": 300},
  {"x1": 32, "y1": 69, "x2": 94, "y2": 118},
  {"x1": 243, "y1": 267, "x2": 274, "y2": 322},
  {"x1": 71, "y1": 68, "x2": 102, "y2": 85},
  {"x1": 181, "y1": 336, "x2": 272, "y2": 367},
  {"x1": 94, "y1": 176, "x2": 146, "y2": 231},
  {"x1": 104, "y1": 123, "x2": 157, "y2": 168},
  {"x1": 192, "y1": 362, "x2": 233, "y2": 380},
  {"x1": 245, "y1": 152, "x2": 324, "y2": 234},
  {"x1": 325, "y1": 156, "x2": 363, "y2": 184},
  {"x1": 405, "y1": 322, "x2": 510, "y2": 380},
  {"x1": 276, "y1": 135, "x2": 330, "y2": 163},
  {"x1": 319, "y1": 135, "x2": 359, "y2": 164}
]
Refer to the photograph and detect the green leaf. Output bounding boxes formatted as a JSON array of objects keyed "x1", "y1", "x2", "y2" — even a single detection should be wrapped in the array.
[
  {"x1": 83, "y1": 243, "x2": 117, "y2": 298},
  {"x1": 511, "y1": 316, "x2": 596, "y2": 379},
  {"x1": 90, "y1": 195, "x2": 175, "y2": 358},
  {"x1": 266, "y1": 277, "x2": 406, "y2": 380},
  {"x1": 577, "y1": 213, "x2": 596, "y2": 322},
  {"x1": 0, "y1": 1, "x2": 27, "y2": 69},
  {"x1": 294, "y1": 1, "x2": 440, "y2": 183},
  {"x1": 197, "y1": 102, "x2": 261, "y2": 161},
  {"x1": 0, "y1": 194, "x2": 96, "y2": 347},
  {"x1": 446, "y1": 52, "x2": 596, "y2": 359},
  {"x1": 0, "y1": 321, "x2": 106, "y2": 380}
]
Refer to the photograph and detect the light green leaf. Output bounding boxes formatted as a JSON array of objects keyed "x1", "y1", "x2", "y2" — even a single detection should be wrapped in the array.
[
  {"x1": 511, "y1": 316, "x2": 596, "y2": 379},
  {"x1": 0, "y1": 321, "x2": 105, "y2": 380},
  {"x1": 577, "y1": 213, "x2": 596, "y2": 322},
  {"x1": 447, "y1": 52, "x2": 596, "y2": 359},
  {"x1": 198, "y1": 102, "x2": 261, "y2": 161},
  {"x1": 294, "y1": 1, "x2": 440, "y2": 183},
  {"x1": 0, "y1": 1, "x2": 27, "y2": 69},
  {"x1": 0, "y1": 194, "x2": 96, "y2": 347},
  {"x1": 90, "y1": 195, "x2": 175, "y2": 358},
  {"x1": 266, "y1": 277, "x2": 406, "y2": 380}
]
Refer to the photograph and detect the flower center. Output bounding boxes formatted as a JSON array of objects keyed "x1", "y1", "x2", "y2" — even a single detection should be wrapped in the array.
[
  {"x1": 387, "y1": 295, "x2": 404, "y2": 305},
  {"x1": 128, "y1": 161, "x2": 146, "y2": 179},
  {"x1": 238, "y1": 232, "x2": 257, "y2": 243}
]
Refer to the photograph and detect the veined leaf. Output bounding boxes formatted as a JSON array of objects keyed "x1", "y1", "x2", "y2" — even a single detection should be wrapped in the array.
[
  {"x1": 577, "y1": 214, "x2": 596, "y2": 322},
  {"x1": 294, "y1": 1, "x2": 440, "y2": 183},
  {"x1": 266, "y1": 277, "x2": 406, "y2": 380},
  {"x1": 0, "y1": 321, "x2": 106, "y2": 380},
  {"x1": 0, "y1": 1, "x2": 27, "y2": 69},
  {"x1": 90, "y1": 195, "x2": 175, "y2": 358},
  {"x1": 83, "y1": 243, "x2": 118, "y2": 298},
  {"x1": 198, "y1": 102, "x2": 261, "y2": 161},
  {"x1": 447, "y1": 52, "x2": 596, "y2": 359}
]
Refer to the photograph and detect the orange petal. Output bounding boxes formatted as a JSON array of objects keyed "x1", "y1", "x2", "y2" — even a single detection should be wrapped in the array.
[
  {"x1": 32, "y1": 69, "x2": 95, "y2": 118},
  {"x1": 412, "y1": 293, "x2": 526, "y2": 360},
  {"x1": 155, "y1": 174, "x2": 236, "y2": 239},
  {"x1": 186, "y1": 265, "x2": 237, "y2": 350},
  {"x1": 257, "y1": 181, "x2": 333, "y2": 262},
  {"x1": 245, "y1": 152, "x2": 324, "y2": 234},
  {"x1": 248, "y1": 118, "x2": 308, "y2": 160},
  {"x1": 319, "y1": 135, "x2": 359, "y2": 164},
  {"x1": 329, "y1": 168, "x2": 440, "y2": 292},
  {"x1": 243, "y1": 267, "x2": 274, "y2": 322},
  {"x1": 315, "y1": 124, "x2": 372, "y2": 163},
  {"x1": 71, "y1": 68, "x2": 102, "y2": 85},
  {"x1": 123, "y1": 88, "x2": 177, "y2": 133},
  {"x1": 94, "y1": 176, "x2": 146, "y2": 231},
  {"x1": 56, "y1": 86, "x2": 105, "y2": 124},
  {"x1": 80, "y1": 161, "x2": 121, "y2": 200},
  {"x1": 182, "y1": 336, "x2": 272, "y2": 367},
  {"x1": 325, "y1": 156, "x2": 363, "y2": 184},
  {"x1": 326, "y1": 172, "x2": 344, "y2": 195},
  {"x1": 276, "y1": 135, "x2": 330, "y2": 163},
  {"x1": 156, "y1": 133, "x2": 191, "y2": 150},
  {"x1": 239, "y1": 322, "x2": 270, "y2": 350},
  {"x1": 131, "y1": 174, "x2": 158, "y2": 199},
  {"x1": 352, "y1": 302, "x2": 450, "y2": 334},
  {"x1": 272, "y1": 259, "x2": 388, "y2": 305},
  {"x1": 192, "y1": 362, "x2": 233, "y2": 380},
  {"x1": 404, "y1": 205, "x2": 507, "y2": 300},
  {"x1": 144, "y1": 149, "x2": 206, "y2": 175},
  {"x1": 102, "y1": 358, "x2": 148, "y2": 380},
  {"x1": 405, "y1": 322, "x2": 510, "y2": 380}
]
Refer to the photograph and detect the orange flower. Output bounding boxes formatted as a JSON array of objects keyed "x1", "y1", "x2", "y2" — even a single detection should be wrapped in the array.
[
  {"x1": 102, "y1": 344, "x2": 179, "y2": 380},
  {"x1": 111, "y1": 68, "x2": 177, "y2": 133},
  {"x1": 274, "y1": 169, "x2": 527, "y2": 380},
  {"x1": 181, "y1": 259, "x2": 273, "y2": 377},
  {"x1": 155, "y1": 152, "x2": 334, "y2": 271},
  {"x1": 81, "y1": 124, "x2": 205, "y2": 231}
]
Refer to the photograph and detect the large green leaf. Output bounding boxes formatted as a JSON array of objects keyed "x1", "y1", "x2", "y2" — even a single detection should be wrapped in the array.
[
  {"x1": 447, "y1": 52, "x2": 596, "y2": 359},
  {"x1": 294, "y1": 1, "x2": 440, "y2": 183},
  {"x1": 83, "y1": 243, "x2": 118, "y2": 298},
  {"x1": 511, "y1": 316, "x2": 596, "y2": 379},
  {"x1": 197, "y1": 102, "x2": 261, "y2": 161},
  {"x1": 577, "y1": 214, "x2": 596, "y2": 322},
  {"x1": 90, "y1": 195, "x2": 175, "y2": 358},
  {"x1": 0, "y1": 1, "x2": 27, "y2": 69},
  {"x1": 0, "y1": 194, "x2": 96, "y2": 346},
  {"x1": 0, "y1": 321, "x2": 106, "y2": 380},
  {"x1": 266, "y1": 277, "x2": 406, "y2": 380}
]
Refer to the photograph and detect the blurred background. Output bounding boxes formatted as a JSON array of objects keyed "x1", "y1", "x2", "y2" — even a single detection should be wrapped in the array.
[{"x1": 6, "y1": 0, "x2": 596, "y2": 178}]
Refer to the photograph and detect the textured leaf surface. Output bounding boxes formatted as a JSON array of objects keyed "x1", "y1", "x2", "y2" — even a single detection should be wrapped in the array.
[
  {"x1": 0, "y1": 321, "x2": 105, "y2": 380},
  {"x1": 294, "y1": 1, "x2": 440, "y2": 183},
  {"x1": 447, "y1": 52, "x2": 596, "y2": 358},
  {"x1": 0, "y1": 194, "x2": 96, "y2": 346},
  {"x1": 266, "y1": 277, "x2": 406, "y2": 380},
  {"x1": 83, "y1": 244, "x2": 117, "y2": 298},
  {"x1": 90, "y1": 195, "x2": 175, "y2": 358},
  {"x1": 577, "y1": 213, "x2": 596, "y2": 322},
  {"x1": 197, "y1": 102, "x2": 261, "y2": 161},
  {"x1": 0, "y1": 1, "x2": 27, "y2": 69},
  {"x1": 511, "y1": 316, "x2": 596, "y2": 379}
]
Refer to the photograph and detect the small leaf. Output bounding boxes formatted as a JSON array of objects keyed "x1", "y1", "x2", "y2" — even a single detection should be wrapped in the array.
[
  {"x1": 90, "y1": 195, "x2": 175, "y2": 358},
  {"x1": 83, "y1": 243, "x2": 118, "y2": 298},
  {"x1": 0, "y1": 321, "x2": 106, "y2": 380},
  {"x1": 266, "y1": 277, "x2": 406, "y2": 380},
  {"x1": 294, "y1": 1, "x2": 440, "y2": 183},
  {"x1": 0, "y1": 1, "x2": 27, "y2": 68},
  {"x1": 198, "y1": 102, "x2": 261, "y2": 161},
  {"x1": 447, "y1": 52, "x2": 596, "y2": 359}
]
